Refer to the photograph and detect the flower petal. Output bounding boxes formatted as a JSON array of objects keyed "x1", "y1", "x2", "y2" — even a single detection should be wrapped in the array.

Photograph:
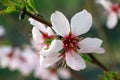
[
  {"x1": 65, "y1": 51, "x2": 86, "y2": 71},
  {"x1": 0, "y1": 46, "x2": 12, "y2": 58},
  {"x1": 51, "y1": 11, "x2": 70, "y2": 36},
  {"x1": 40, "y1": 40, "x2": 63, "y2": 56},
  {"x1": 32, "y1": 27, "x2": 44, "y2": 43},
  {"x1": 40, "y1": 54, "x2": 61, "y2": 68},
  {"x1": 79, "y1": 47, "x2": 105, "y2": 53},
  {"x1": 71, "y1": 9, "x2": 92, "y2": 36},
  {"x1": 78, "y1": 38, "x2": 105, "y2": 53},
  {"x1": 107, "y1": 12, "x2": 118, "y2": 29},
  {"x1": 79, "y1": 38, "x2": 103, "y2": 48},
  {"x1": 0, "y1": 57, "x2": 9, "y2": 68},
  {"x1": 9, "y1": 59, "x2": 19, "y2": 70},
  {"x1": 29, "y1": 18, "x2": 46, "y2": 32},
  {"x1": 46, "y1": 27, "x2": 54, "y2": 36}
]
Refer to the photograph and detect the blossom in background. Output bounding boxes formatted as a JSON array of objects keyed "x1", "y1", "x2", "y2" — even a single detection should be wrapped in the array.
[
  {"x1": 0, "y1": 45, "x2": 38, "y2": 76},
  {"x1": 34, "y1": 65, "x2": 71, "y2": 80},
  {"x1": 17, "y1": 45, "x2": 38, "y2": 76},
  {"x1": 40, "y1": 10, "x2": 105, "y2": 71},
  {"x1": 35, "y1": 66, "x2": 59, "y2": 80},
  {"x1": 0, "y1": 46, "x2": 12, "y2": 58},
  {"x1": 96, "y1": 0, "x2": 120, "y2": 29},
  {"x1": 0, "y1": 47, "x2": 21, "y2": 70}
]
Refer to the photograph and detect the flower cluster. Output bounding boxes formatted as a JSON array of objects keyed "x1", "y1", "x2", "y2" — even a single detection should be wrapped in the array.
[
  {"x1": 0, "y1": 45, "x2": 37, "y2": 76},
  {"x1": 96, "y1": 0, "x2": 120, "y2": 29},
  {"x1": 0, "y1": 44, "x2": 71, "y2": 80},
  {"x1": 29, "y1": 9, "x2": 105, "y2": 71}
]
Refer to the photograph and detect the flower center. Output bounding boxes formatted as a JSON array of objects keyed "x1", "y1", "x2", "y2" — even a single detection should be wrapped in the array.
[
  {"x1": 63, "y1": 34, "x2": 79, "y2": 51},
  {"x1": 111, "y1": 4, "x2": 119, "y2": 13}
]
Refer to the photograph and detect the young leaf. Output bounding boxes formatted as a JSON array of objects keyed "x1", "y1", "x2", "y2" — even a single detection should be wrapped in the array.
[{"x1": 99, "y1": 71, "x2": 120, "y2": 80}]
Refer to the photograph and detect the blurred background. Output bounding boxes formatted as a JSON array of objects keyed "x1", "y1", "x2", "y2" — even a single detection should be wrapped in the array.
[{"x1": 0, "y1": 0, "x2": 120, "y2": 80}]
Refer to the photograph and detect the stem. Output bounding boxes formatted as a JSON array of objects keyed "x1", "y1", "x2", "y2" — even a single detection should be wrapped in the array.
[
  {"x1": 25, "y1": 10, "x2": 52, "y2": 27},
  {"x1": 88, "y1": 54, "x2": 108, "y2": 73}
]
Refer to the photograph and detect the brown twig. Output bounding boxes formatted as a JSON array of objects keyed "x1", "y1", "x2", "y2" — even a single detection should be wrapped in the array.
[{"x1": 25, "y1": 10, "x2": 52, "y2": 27}]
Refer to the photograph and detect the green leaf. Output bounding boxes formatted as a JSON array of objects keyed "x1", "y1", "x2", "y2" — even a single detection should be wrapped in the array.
[
  {"x1": 0, "y1": 0, "x2": 16, "y2": 14},
  {"x1": 3, "y1": 5, "x2": 16, "y2": 14},
  {"x1": 99, "y1": 71, "x2": 120, "y2": 80},
  {"x1": 27, "y1": 0, "x2": 35, "y2": 10},
  {"x1": 23, "y1": 0, "x2": 38, "y2": 14}
]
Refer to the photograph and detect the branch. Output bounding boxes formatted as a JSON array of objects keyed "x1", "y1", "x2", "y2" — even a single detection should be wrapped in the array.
[
  {"x1": 25, "y1": 10, "x2": 52, "y2": 27},
  {"x1": 88, "y1": 54, "x2": 109, "y2": 73}
]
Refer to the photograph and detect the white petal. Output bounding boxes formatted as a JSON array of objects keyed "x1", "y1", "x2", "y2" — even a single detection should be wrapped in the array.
[
  {"x1": 9, "y1": 59, "x2": 19, "y2": 70},
  {"x1": 46, "y1": 27, "x2": 54, "y2": 36},
  {"x1": 107, "y1": 12, "x2": 118, "y2": 29},
  {"x1": 65, "y1": 51, "x2": 86, "y2": 71},
  {"x1": 0, "y1": 46, "x2": 12, "y2": 58},
  {"x1": 71, "y1": 9, "x2": 92, "y2": 36},
  {"x1": 29, "y1": 18, "x2": 46, "y2": 32},
  {"x1": 0, "y1": 57, "x2": 9, "y2": 68},
  {"x1": 51, "y1": 11, "x2": 70, "y2": 36},
  {"x1": 41, "y1": 40, "x2": 63, "y2": 56},
  {"x1": 40, "y1": 54, "x2": 61, "y2": 68},
  {"x1": 80, "y1": 47, "x2": 105, "y2": 53},
  {"x1": 96, "y1": 0, "x2": 112, "y2": 11},
  {"x1": 32, "y1": 27, "x2": 44, "y2": 43},
  {"x1": 18, "y1": 66, "x2": 32, "y2": 76},
  {"x1": 30, "y1": 39, "x2": 44, "y2": 50},
  {"x1": 79, "y1": 38, "x2": 103, "y2": 48}
]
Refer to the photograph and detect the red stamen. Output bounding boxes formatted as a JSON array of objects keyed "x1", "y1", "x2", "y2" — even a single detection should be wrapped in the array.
[{"x1": 63, "y1": 34, "x2": 79, "y2": 51}]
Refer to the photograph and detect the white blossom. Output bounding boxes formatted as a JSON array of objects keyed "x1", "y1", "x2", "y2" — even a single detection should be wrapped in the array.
[{"x1": 40, "y1": 10, "x2": 105, "y2": 71}]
